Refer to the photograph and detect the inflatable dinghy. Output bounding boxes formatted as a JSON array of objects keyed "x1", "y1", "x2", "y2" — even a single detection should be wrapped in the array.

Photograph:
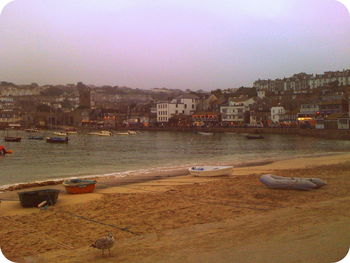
[{"x1": 260, "y1": 174, "x2": 326, "y2": 191}]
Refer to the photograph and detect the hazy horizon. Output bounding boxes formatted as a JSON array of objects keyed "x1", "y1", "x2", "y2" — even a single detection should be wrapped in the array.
[{"x1": 0, "y1": 0, "x2": 350, "y2": 90}]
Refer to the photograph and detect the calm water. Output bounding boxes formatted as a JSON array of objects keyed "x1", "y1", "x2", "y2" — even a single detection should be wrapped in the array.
[{"x1": 1, "y1": 130, "x2": 350, "y2": 186}]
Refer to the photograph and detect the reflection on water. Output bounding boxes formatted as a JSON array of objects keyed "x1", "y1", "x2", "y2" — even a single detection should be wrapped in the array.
[{"x1": 1, "y1": 131, "x2": 349, "y2": 185}]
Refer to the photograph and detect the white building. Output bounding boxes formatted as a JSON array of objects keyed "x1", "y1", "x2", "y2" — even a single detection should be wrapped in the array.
[
  {"x1": 271, "y1": 106, "x2": 286, "y2": 123},
  {"x1": 220, "y1": 97, "x2": 255, "y2": 123},
  {"x1": 156, "y1": 94, "x2": 199, "y2": 123}
]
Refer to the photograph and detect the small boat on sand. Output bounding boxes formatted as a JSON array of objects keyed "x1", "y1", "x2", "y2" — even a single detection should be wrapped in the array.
[
  {"x1": 18, "y1": 189, "x2": 60, "y2": 208},
  {"x1": 197, "y1": 132, "x2": 214, "y2": 136},
  {"x1": 259, "y1": 174, "x2": 326, "y2": 191},
  {"x1": 63, "y1": 179, "x2": 97, "y2": 194},
  {"x1": 189, "y1": 166, "x2": 233, "y2": 176},
  {"x1": 46, "y1": 137, "x2": 69, "y2": 143}
]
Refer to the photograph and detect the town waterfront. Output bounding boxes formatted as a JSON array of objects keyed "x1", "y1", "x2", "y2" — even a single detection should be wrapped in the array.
[{"x1": 1, "y1": 130, "x2": 350, "y2": 187}]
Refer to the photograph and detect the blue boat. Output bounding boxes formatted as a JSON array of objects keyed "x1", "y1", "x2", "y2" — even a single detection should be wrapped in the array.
[{"x1": 46, "y1": 137, "x2": 69, "y2": 143}]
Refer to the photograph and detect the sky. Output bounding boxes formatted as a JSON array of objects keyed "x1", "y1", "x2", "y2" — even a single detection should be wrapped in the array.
[{"x1": 0, "y1": 0, "x2": 349, "y2": 90}]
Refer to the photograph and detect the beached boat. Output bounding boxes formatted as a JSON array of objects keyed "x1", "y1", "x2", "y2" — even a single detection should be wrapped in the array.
[
  {"x1": 197, "y1": 132, "x2": 214, "y2": 136},
  {"x1": 189, "y1": 166, "x2": 233, "y2": 176},
  {"x1": 246, "y1": 135, "x2": 264, "y2": 139},
  {"x1": 46, "y1": 137, "x2": 69, "y2": 143},
  {"x1": 18, "y1": 189, "x2": 60, "y2": 208},
  {"x1": 63, "y1": 179, "x2": 97, "y2": 194},
  {"x1": 259, "y1": 174, "x2": 326, "y2": 191},
  {"x1": 88, "y1": 131, "x2": 112, "y2": 136},
  {"x1": 53, "y1": 131, "x2": 68, "y2": 136}
]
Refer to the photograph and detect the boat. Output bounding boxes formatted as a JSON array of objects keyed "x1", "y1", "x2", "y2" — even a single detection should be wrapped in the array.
[
  {"x1": 53, "y1": 131, "x2": 68, "y2": 136},
  {"x1": 63, "y1": 179, "x2": 97, "y2": 194},
  {"x1": 46, "y1": 137, "x2": 69, "y2": 143},
  {"x1": 25, "y1": 128, "x2": 39, "y2": 133},
  {"x1": 18, "y1": 189, "x2": 60, "y2": 208},
  {"x1": 88, "y1": 130, "x2": 112, "y2": 136},
  {"x1": 115, "y1": 132, "x2": 129, "y2": 135},
  {"x1": 189, "y1": 166, "x2": 233, "y2": 176},
  {"x1": 4, "y1": 136, "x2": 22, "y2": 142},
  {"x1": 127, "y1": 130, "x2": 137, "y2": 135},
  {"x1": 246, "y1": 135, "x2": 264, "y2": 139},
  {"x1": 197, "y1": 132, "x2": 214, "y2": 136},
  {"x1": 259, "y1": 174, "x2": 326, "y2": 191},
  {"x1": 65, "y1": 128, "x2": 78, "y2": 134},
  {"x1": 28, "y1": 135, "x2": 44, "y2": 140}
]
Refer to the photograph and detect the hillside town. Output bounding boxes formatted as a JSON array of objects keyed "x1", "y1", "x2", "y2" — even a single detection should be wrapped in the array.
[{"x1": 1, "y1": 68, "x2": 350, "y2": 131}]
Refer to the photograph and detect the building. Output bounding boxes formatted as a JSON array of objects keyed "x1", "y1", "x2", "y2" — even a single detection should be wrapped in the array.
[
  {"x1": 220, "y1": 96, "x2": 255, "y2": 125},
  {"x1": 156, "y1": 94, "x2": 199, "y2": 123},
  {"x1": 271, "y1": 106, "x2": 286, "y2": 124}
]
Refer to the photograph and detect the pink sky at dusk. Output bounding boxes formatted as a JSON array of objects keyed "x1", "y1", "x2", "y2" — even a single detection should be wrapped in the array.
[{"x1": 0, "y1": 0, "x2": 349, "y2": 90}]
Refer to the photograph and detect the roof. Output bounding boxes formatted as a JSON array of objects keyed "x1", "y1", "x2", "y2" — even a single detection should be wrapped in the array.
[{"x1": 175, "y1": 94, "x2": 199, "y2": 99}]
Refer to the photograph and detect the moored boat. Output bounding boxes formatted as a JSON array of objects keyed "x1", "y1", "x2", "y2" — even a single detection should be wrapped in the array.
[
  {"x1": 63, "y1": 179, "x2": 97, "y2": 194},
  {"x1": 46, "y1": 136, "x2": 69, "y2": 143},
  {"x1": 246, "y1": 135, "x2": 264, "y2": 139},
  {"x1": 53, "y1": 131, "x2": 68, "y2": 136},
  {"x1": 189, "y1": 166, "x2": 233, "y2": 176},
  {"x1": 28, "y1": 135, "x2": 44, "y2": 140},
  {"x1": 115, "y1": 132, "x2": 129, "y2": 135},
  {"x1": 25, "y1": 128, "x2": 39, "y2": 133},
  {"x1": 4, "y1": 136, "x2": 22, "y2": 142},
  {"x1": 88, "y1": 130, "x2": 112, "y2": 136},
  {"x1": 197, "y1": 132, "x2": 214, "y2": 136}
]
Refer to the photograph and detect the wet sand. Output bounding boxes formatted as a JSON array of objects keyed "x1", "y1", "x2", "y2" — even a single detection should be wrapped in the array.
[{"x1": 0, "y1": 153, "x2": 350, "y2": 263}]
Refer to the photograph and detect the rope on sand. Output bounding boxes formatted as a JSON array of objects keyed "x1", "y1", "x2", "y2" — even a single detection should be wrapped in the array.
[{"x1": 61, "y1": 211, "x2": 139, "y2": 236}]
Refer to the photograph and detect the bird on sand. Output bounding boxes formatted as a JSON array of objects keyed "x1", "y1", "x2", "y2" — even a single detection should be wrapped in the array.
[{"x1": 90, "y1": 232, "x2": 115, "y2": 256}]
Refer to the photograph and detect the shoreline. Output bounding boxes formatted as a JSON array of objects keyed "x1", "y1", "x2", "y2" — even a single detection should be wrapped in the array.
[
  {"x1": 0, "y1": 151, "x2": 344, "y2": 192},
  {"x1": 0, "y1": 152, "x2": 350, "y2": 262}
]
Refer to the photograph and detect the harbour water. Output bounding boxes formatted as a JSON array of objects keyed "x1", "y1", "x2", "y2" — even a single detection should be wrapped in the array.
[{"x1": 1, "y1": 131, "x2": 350, "y2": 187}]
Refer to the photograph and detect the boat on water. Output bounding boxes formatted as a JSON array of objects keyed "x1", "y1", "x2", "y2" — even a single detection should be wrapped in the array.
[
  {"x1": 260, "y1": 174, "x2": 326, "y2": 191},
  {"x1": 18, "y1": 189, "x2": 60, "y2": 208},
  {"x1": 25, "y1": 128, "x2": 39, "y2": 133},
  {"x1": 88, "y1": 130, "x2": 112, "y2": 136},
  {"x1": 189, "y1": 166, "x2": 233, "y2": 176},
  {"x1": 65, "y1": 128, "x2": 78, "y2": 134},
  {"x1": 63, "y1": 179, "x2": 97, "y2": 194},
  {"x1": 28, "y1": 136, "x2": 44, "y2": 140},
  {"x1": 53, "y1": 131, "x2": 68, "y2": 136},
  {"x1": 127, "y1": 130, "x2": 137, "y2": 135},
  {"x1": 246, "y1": 135, "x2": 264, "y2": 139},
  {"x1": 46, "y1": 136, "x2": 69, "y2": 143},
  {"x1": 115, "y1": 131, "x2": 130, "y2": 135},
  {"x1": 4, "y1": 136, "x2": 22, "y2": 142},
  {"x1": 197, "y1": 132, "x2": 214, "y2": 136},
  {"x1": 0, "y1": 145, "x2": 12, "y2": 155}
]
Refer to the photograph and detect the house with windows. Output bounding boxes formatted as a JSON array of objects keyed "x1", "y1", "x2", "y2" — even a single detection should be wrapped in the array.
[{"x1": 220, "y1": 96, "x2": 255, "y2": 126}]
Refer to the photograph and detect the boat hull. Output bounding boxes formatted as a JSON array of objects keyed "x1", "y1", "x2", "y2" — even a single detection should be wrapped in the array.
[
  {"x1": 46, "y1": 137, "x2": 69, "y2": 143},
  {"x1": 18, "y1": 189, "x2": 60, "y2": 208},
  {"x1": 4, "y1": 137, "x2": 21, "y2": 142},
  {"x1": 260, "y1": 174, "x2": 326, "y2": 191},
  {"x1": 189, "y1": 166, "x2": 233, "y2": 176},
  {"x1": 63, "y1": 179, "x2": 97, "y2": 194}
]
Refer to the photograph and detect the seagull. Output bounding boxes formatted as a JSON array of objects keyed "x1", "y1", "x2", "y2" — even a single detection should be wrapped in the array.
[{"x1": 90, "y1": 232, "x2": 115, "y2": 256}]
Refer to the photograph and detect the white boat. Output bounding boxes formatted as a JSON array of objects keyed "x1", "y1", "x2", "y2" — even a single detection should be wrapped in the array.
[
  {"x1": 53, "y1": 131, "x2": 68, "y2": 136},
  {"x1": 88, "y1": 131, "x2": 112, "y2": 136},
  {"x1": 197, "y1": 132, "x2": 214, "y2": 136},
  {"x1": 188, "y1": 166, "x2": 233, "y2": 176},
  {"x1": 128, "y1": 130, "x2": 137, "y2": 135}
]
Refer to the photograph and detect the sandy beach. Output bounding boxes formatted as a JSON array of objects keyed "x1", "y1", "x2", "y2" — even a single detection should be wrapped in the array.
[{"x1": 0, "y1": 153, "x2": 350, "y2": 263}]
